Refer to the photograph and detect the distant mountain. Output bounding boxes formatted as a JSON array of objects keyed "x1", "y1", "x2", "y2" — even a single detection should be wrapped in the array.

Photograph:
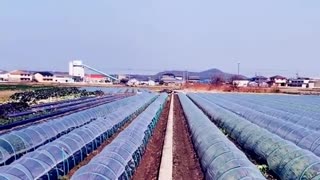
[{"x1": 129, "y1": 68, "x2": 246, "y2": 81}]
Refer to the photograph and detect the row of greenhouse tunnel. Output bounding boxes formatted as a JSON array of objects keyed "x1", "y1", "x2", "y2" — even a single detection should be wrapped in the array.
[
  {"x1": 0, "y1": 94, "x2": 128, "y2": 165},
  {"x1": 0, "y1": 92, "x2": 161, "y2": 179},
  {"x1": 187, "y1": 93, "x2": 320, "y2": 179},
  {"x1": 1, "y1": 90, "x2": 320, "y2": 179}
]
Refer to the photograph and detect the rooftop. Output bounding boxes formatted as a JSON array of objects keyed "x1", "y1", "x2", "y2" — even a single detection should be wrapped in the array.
[
  {"x1": 35, "y1": 71, "x2": 54, "y2": 76},
  {"x1": 270, "y1": 75, "x2": 286, "y2": 79}
]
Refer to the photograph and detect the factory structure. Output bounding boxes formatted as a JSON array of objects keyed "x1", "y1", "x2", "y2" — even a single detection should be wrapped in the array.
[{"x1": 68, "y1": 60, "x2": 119, "y2": 83}]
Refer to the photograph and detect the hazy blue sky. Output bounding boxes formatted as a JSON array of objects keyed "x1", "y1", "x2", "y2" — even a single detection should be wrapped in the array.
[{"x1": 1, "y1": 0, "x2": 320, "y2": 77}]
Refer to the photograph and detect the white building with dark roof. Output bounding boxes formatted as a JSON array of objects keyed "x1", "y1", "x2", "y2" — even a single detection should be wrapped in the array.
[
  {"x1": 269, "y1": 75, "x2": 287, "y2": 87},
  {"x1": 187, "y1": 76, "x2": 200, "y2": 83},
  {"x1": 34, "y1": 72, "x2": 54, "y2": 82},
  {"x1": 287, "y1": 77, "x2": 310, "y2": 88},
  {"x1": 0, "y1": 70, "x2": 9, "y2": 82}
]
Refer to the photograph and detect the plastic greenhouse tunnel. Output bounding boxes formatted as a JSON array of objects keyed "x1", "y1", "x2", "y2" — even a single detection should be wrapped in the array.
[
  {"x1": 178, "y1": 93, "x2": 266, "y2": 180},
  {"x1": 0, "y1": 93, "x2": 154, "y2": 166},
  {"x1": 0, "y1": 93, "x2": 158, "y2": 180},
  {"x1": 188, "y1": 93, "x2": 320, "y2": 180},
  {"x1": 71, "y1": 93, "x2": 167, "y2": 180},
  {"x1": 196, "y1": 93, "x2": 320, "y2": 159}
]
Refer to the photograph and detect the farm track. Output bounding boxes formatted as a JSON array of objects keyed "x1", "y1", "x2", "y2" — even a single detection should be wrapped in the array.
[
  {"x1": 173, "y1": 94, "x2": 204, "y2": 180},
  {"x1": 132, "y1": 96, "x2": 170, "y2": 180}
]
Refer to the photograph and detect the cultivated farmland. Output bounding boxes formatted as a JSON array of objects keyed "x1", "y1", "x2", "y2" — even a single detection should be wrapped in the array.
[{"x1": 0, "y1": 88, "x2": 319, "y2": 180}]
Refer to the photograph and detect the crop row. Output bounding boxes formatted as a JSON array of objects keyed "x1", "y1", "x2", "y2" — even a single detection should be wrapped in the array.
[
  {"x1": 228, "y1": 94, "x2": 320, "y2": 120},
  {"x1": 0, "y1": 95, "x2": 128, "y2": 129},
  {"x1": 71, "y1": 93, "x2": 167, "y2": 180},
  {"x1": 215, "y1": 94, "x2": 319, "y2": 129},
  {"x1": 10, "y1": 87, "x2": 100, "y2": 104},
  {"x1": 188, "y1": 93, "x2": 320, "y2": 179},
  {"x1": 7, "y1": 95, "x2": 102, "y2": 118},
  {"x1": 178, "y1": 94, "x2": 265, "y2": 180},
  {"x1": 197, "y1": 93, "x2": 320, "y2": 157},
  {"x1": 0, "y1": 94, "x2": 151, "y2": 165},
  {"x1": 0, "y1": 93, "x2": 157, "y2": 179}
]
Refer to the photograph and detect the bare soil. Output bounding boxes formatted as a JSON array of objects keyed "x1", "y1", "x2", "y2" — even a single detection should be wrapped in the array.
[
  {"x1": 173, "y1": 94, "x2": 204, "y2": 180},
  {"x1": 132, "y1": 97, "x2": 171, "y2": 180}
]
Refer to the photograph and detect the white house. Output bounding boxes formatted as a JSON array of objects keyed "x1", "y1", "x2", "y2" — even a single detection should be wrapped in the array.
[
  {"x1": 287, "y1": 78, "x2": 310, "y2": 88},
  {"x1": 175, "y1": 76, "x2": 183, "y2": 81},
  {"x1": 148, "y1": 80, "x2": 156, "y2": 86},
  {"x1": 34, "y1": 72, "x2": 54, "y2": 83},
  {"x1": 0, "y1": 71, "x2": 9, "y2": 82},
  {"x1": 54, "y1": 75, "x2": 75, "y2": 83},
  {"x1": 127, "y1": 78, "x2": 139, "y2": 86},
  {"x1": 269, "y1": 75, "x2": 287, "y2": 87},
  {"x1": 233, "y1": 80, "x2": 250, "y2": 87},
  {"x1": 8, "y1": 70, "x2": 33, "y2": 82},
  {"x1": 305, "y1": 79, "x2": 320, "y2": 89}
]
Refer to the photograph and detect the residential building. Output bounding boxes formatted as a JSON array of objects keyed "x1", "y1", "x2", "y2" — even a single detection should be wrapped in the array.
[
  {"x1": 187, "y1": 76, "x2": 200, "y2": 83},
  {"x1": 269, "y1": 75, "x2": 287, "y2": 87},
  {"x1": 160, "y1": 73, "x2": 182, "y2": 85},
  {"x1": 147, "y1": 80, "x2": 156, "y2": 86},
  {"x1": 0, "y1": 71, "x2": 8, "y2": 82},
  {"x1": 53, "y1": 74, "x2": 75, "y2": 83},
  {"x1": 251, "y1": 76, "x2": 268, "y2": 83},
  {"x1": 139, "y1": 80, "x2": 156, "y2": 86},
  {"x1": 175, "y1": 76, "x2": 183, "y2": 81},
  {"x1": 8, "y1": 70, "x2": 33, "y2": 82},
  {"x1": 161, "y1": 73, "x2": 176, "y2": 82},
  {"x1": 127, "y1": 78, "x2": 139, "y2": 86},
  {"x1": 308, "y1": 79, "x2": 320, "y2": 88},
  {"x1": 287, "y1": 78, "x2": 310, "y2": 88},
  {"x1": 250, "y1": 76, "x2": 269, "y2": 87},
  {"x1": 115, "y1": 74, "x2": 127, "y2": 81},
  {"x1": 233, "y1": 80, "x2": 250, "y2": 87},
  {"x1": 34, "y1": 72, "x2": 54, "y2": 82}
]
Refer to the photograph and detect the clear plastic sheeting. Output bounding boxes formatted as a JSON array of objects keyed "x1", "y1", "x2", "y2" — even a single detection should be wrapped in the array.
[
  {"x1": 188, "y1": 93, "x2": 320, "y2": 180},
  {"x1": 0, "y1": 93, "x2": 158, "y2": 180},
  {"x1": 178, "y1": 94, "x2": 265, "y2": 180},
  {"x1": 195, "y1": 93, "x2": 320, "y2": 158},
  {"x1": 0, "y1": 94, "x2": 151, "y2": 165},
  {"x1": 71, "y1": 93, "x2": 167, "y2": 180},
  {"x1": 214, "y1": 94, "x2": 320, "y2": 128}
]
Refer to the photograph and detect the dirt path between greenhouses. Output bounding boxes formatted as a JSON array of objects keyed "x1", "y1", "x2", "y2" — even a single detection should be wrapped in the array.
[
  {"x1": 172, "y1": 94, "x2": 204, "y2": 180},
  {"x1": 132, "y1": 96, "x2": 171, "y2": 180}
]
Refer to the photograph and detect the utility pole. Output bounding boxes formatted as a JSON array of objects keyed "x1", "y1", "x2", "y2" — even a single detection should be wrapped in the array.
[
  {"x1": 237, "y1": 62, "x2": 240, "y2": 76},
  {"x1": 186, "y1": 71, "x2": 189, "y2": 82}
]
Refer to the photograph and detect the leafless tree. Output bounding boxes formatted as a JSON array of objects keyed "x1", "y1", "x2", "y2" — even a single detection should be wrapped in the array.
[{"x1": 211, "y1": 75, "x2": 225, "y2": 86}]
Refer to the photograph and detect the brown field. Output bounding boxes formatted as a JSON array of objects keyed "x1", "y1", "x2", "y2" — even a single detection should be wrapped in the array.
[{"x1": 0, "y1": 90, "x2": 19, "y2": 103}]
